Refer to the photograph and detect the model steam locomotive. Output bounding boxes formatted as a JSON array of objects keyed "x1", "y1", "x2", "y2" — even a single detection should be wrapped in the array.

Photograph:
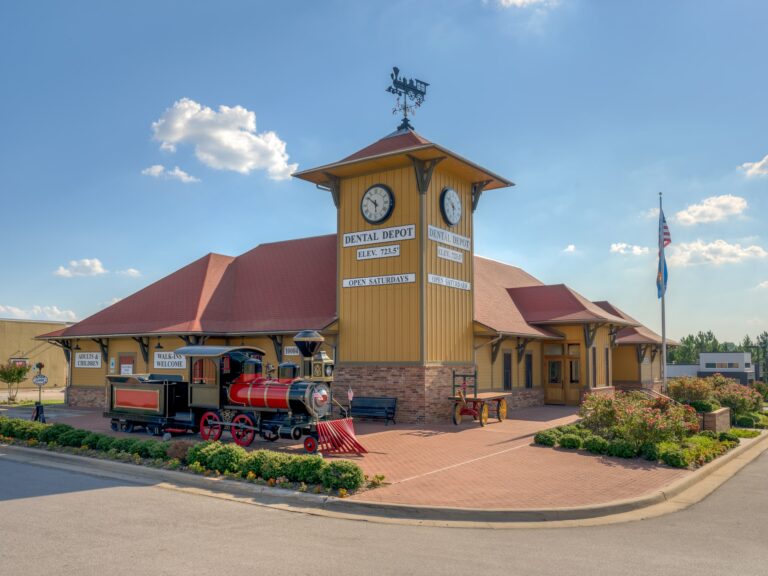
[{"x1": 104, "y1": 330, "x2": 336, "y2": 453}]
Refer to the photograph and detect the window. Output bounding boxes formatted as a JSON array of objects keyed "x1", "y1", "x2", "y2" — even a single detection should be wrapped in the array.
[
  {"x1": 567, "y1": 344, "x2": 580, "y2": 357},
  {"x1": 503, "y1": 352, "x2": 512, "y2": 390},
  {"x1": 746, "y1": 363, "x2": 751, "y2": 368},
  {"x1": 525, "y1": 353, "x2": 533, "y2": 388},
  {"x1": 544, "y1": 344, "x2": 564, "y2": 356},
  {"x1": 569, "y1": 360, "x2": 580, "y2": 384},
  {"x1": 705, "y1": 363, "x2": 716, "y2": 369},
  {"x1": 727, "y1": 363, "x2": 739, "y2": 369},
  {"x1": 605, "y1": 347, "x2": 610, "y2": 383}
]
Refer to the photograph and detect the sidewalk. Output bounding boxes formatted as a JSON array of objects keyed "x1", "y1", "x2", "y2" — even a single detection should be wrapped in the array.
[{"x1": 0, "y1": 403, "x2": 692, "y2": 510}]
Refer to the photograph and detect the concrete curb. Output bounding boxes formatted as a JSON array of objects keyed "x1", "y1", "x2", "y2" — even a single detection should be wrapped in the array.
[{"x1": 2, "y1": 431, "x2": 767, "y2": 527}]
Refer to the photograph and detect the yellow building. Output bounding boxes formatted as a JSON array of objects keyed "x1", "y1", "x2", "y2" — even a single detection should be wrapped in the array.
[
  {"x1": 1, "y1": 319, "x2": 72, "y2": 390},
  {"x1": 38, "y1": 127, "x2": 663, "y2": 421}
]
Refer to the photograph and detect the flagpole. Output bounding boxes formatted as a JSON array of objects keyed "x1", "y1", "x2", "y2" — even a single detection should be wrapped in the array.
[{"x1": 660, "y1": 192, "x2": 667, "y2": 393}]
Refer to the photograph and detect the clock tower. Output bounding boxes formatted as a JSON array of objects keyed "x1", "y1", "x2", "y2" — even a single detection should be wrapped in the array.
[{"x1": 293, "y1": 73, "x2": 513, "y2": 423}]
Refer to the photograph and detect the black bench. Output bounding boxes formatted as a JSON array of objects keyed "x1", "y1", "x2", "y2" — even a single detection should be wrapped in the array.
[{"x1": 350, "y1": 396, "x2": 397, "y2": 425}]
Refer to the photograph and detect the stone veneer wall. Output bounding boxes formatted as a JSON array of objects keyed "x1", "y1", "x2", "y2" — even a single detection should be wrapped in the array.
[
  {"x1": 67, "y1": 387, "x2": 106, "y2": 408},
  {"x1": 335, "y1": 365, "x2": 544, "y2": 424}
]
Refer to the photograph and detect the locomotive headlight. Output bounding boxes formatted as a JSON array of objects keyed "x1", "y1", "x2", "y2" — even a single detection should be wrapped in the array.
[
  {"x1": 324, "y1": 365, "x2": 333, "y2": 377},
  {"x1": 310, "y1": 384, "x2": 331, "y2": 418}
]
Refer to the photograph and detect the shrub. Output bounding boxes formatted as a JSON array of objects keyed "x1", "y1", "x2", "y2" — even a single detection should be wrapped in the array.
[
  {"x1": 735, "y1": 414, "x2": 759, "y2": 428},
  {"x1": 555, "y1": 425, "x2": 581, "y2": 436},
  {"x1": 285, "y1": 454, "x2": 327, "y2": 484},
  {"x1": 607, "y1": 439, "x2": 637, "y2": 458},
  {"x1": 687, "y1": 400, "x2": 720, "y2": 414},
  {"x1": 640, "y1": 442, "x2": 660, "y2": 461},
  {"x1": 166, "y1": 440, "x2": 195, "y2": 462},
  {"x1": 130, "y1": 439, "x2": 168, "y2": 460},
  {"x1": 111, "y1": 438, "x2": 142, "y2": 454},
  {"x1": 533, "y1": 430, "x2": 559, "y2": 447},
  {"x1": 699, "y1": 430, "x2": 718, "y2": 439},
  {"x1": 81, "y1": 433, "x2": 104, "y2": 449},
  {"x1": 558, "y1": 434, "x2": 582, "y2": 449},
  {"x1": 241, "y1": 450, "x2": 270, "y2": 478},
  {"x1": 584, "y1": 435, "x2": 609, "y2": 455},
  {"x1": 259, "y1": 451, "x2": 292, "y2": 480},
  {"x1": 668, "y1": 377, "x2": 714, "y2": 403},
  {"x1": 320, "y1": 460, "x2": 365, "y2": 491},
  {"x1": 96, "y1": 435, "x2": 116, "y2": 451},
  {"x1": 752, "y1": 381, "x2": 768, "y2": 401},
  {"x1": 196, "y1": 442, "x2": 246, "y2": 474},
  {"x1": 718, "y1": 431, "x2": 739, "y2": 443},
  {"x1": 38, "y1": 423, "x2": 74, "y2": 444},
  {"x1": 57, "y1": 429, "x2": 90, "y2": 448},
  {"x1": 1, "y1": 419, "x2": 48, "y2": 441},
  {"x1": 579, "y1": 394, "x2": 618, "y2": 435},
  {"x1": 662, "y1": 448, "x2": 690, "y2": 468},
  {"x1": 714, "y1": 383, "x2": 763, "y2": 417}
]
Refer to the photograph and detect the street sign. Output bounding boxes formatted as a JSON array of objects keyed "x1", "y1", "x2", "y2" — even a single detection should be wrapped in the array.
[{"x1": 32, "y1": 375, "x2": 48, "y2": 387}]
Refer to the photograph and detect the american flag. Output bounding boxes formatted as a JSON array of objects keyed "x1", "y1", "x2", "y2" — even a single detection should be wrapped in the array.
[{"x1": 659, "y1": 209, "x2": 671, "y2": 249}]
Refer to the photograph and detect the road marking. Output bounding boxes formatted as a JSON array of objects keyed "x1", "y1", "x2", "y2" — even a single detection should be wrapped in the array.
[{"x1": 394, "y1": 440, "x2": 532, "y2": 485}]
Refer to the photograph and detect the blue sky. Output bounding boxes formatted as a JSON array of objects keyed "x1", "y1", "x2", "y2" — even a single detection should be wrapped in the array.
[{"x1": 0, "y1": 0, "x2": 766, "y2": 342}]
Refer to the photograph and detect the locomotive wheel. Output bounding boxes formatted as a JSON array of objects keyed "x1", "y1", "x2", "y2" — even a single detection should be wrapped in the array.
[
  {"x1": 452, "y1": 403, "x2": 462, "y2": 426},
  {"x1": 497, "y1": 399, "x2": 507, "y2": 422},
  {"x1": 120, "y1": 421, "x2": 134, "y2": 433},
  {"x1": 199, "y1": 411, "x2": 222, "y2": 441},
  {"x1": 231, "y1": 414, "x2": 256, "y2": 447},
  {"x1": 479, "y1": 403, "x2": 489, "y2": 427},
  {"x1": 146, "y1": 424, "x2": 161, "y2": 436},
  {"x1": 110, "y1": 420, "x2": 119, "y2": 432},
  {"x1": 304, "y1": 436, "x2": 318, "y2": 454}
]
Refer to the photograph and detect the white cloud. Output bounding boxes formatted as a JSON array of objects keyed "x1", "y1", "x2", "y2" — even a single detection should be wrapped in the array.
[
  {"x1": 54, "y1": 258, "x2": 108, "y2": 277},
  {"x1": 141, "y1": 164, "x2": 200, "y2": 183},
  {"x1": 116, "y1": 268, "x2": 141, "y2": 277},
  {"x1": 610, "y1": 243, "x2": 650, "y2": 256},
  {"x1": 563, "y1": 244, "x2": 576, "y2": 253},
  {"x1": 675, "y1": 195, "x2": 747, "y2": 226},
  {"x1": 641, "y1": 207, "x2": 660, "y2": 219},
  {"x1": 738, "y1": 154, "x2": 768, "y2": 178},
  {"x1": 151, "y1": 98, "x2": 297, "y2": 180},
  {"x1": 669, "y1": 239, "x2": 768, "y2": 266},
  {"x1": 0, "y1": 304, "x2": 77, "y2": 322},
  {"x1": 757, "y1": 280, "x2": 768, "y2": 290}
]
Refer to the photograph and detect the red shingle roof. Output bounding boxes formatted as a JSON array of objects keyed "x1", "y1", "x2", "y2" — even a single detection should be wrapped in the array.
[
  {"x1": 341, "y1": 129, "x2": 433, "y2": 162},
  {"x1": 473, "y1": 256, "x2": 560, "y2": 339},
  {"x1": 593, "y1": 301, "x2": 677, "y2": 346},
  {"x1": 508, "y1": 285, "x2": 635, "y2": 326}
]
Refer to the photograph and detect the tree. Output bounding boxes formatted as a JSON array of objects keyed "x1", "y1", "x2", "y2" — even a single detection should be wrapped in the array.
[{"x1": 0, "y1": 362, "x2": 31, "y2": 403}]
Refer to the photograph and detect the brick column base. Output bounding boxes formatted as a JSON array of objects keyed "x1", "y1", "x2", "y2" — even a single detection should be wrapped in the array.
[{"x1": 67, "y1": 387, "x2": 106, "y2": 408}]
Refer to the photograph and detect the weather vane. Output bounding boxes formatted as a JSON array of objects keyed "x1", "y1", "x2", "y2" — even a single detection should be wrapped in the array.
[{"x1": 386, "y1": 66, "x2": 429, "y2": 131}]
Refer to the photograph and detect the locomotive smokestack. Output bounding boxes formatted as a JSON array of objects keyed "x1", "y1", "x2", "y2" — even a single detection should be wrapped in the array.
[{"x1": 294, "y1": 330, "x2": 324, "y2": 358}]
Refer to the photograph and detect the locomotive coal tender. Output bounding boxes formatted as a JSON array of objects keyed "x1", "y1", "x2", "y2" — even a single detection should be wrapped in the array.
[{"x1": 103, "y1": 330, "x2": 339, "y2": 453}]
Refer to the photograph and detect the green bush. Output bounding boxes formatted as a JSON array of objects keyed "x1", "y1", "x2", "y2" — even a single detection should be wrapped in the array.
[
  {"x1": 194, "y1": 442, "x2": 246, "y2": 474},
  {"x1": 688, "y1": 400, "x2": 720, "y2": 413},
  {"x1": 96, "y1": 435, "x2": 116, "y2": 451},
  {"x1": 555, "y1": 425, "x2": 580, "y2": 436},
  {"x1": 111, "y1": 438, "x2": 142, "y2": 454},
  {"x1": 81, "y1": 433, "x2": 104, "y2": 449},
  {"x1": 668, "y1": 377, "x2": 715, "y2": 403},
  {"x1": 38, "y1": 423, "x2": 74, "y2": 444},
  {"x1": 260, "y1": 451, "x2": 292, "y2": 480},
  {"x1": 584, "y1": 435, "x2": 609, "y2": 455},
  {"x1": 714, "y1": 383, "x2": 763, "y2": 418},
  {"x1": 735, "y1": 414, "x2": 759, "y2": 428},
  {"x1": 607, "y1": 439, "x2": 637, "y2": 458},
  {"x1": 57, "y1": 429, "x2": 90, "y2": 448},
  {"x1": 752, "y1": 381, "x2": 768, "y2": 401},
  {"x1": 640, "y1": 442, "x2": 660, "y2": 461},
  {"x1": 1, "y1": 419, "x2": 48, "y2": 440},
  {"x1": 662, "y1": 448, "x2": 690, "y2": 468},
  {"x1": 533, "y1": 430, "x2": 559, "y2": 446},
  {"x1": 241, "y1": 449, "x2": 269, "y2": 478},
  {"x1": 699, "y1": 430, "x2": 718, "y2": 439},
  {"x1": 718, "y1": 431, "x2": 740, "y2": 443},
  {"x1": 557, "y1": 434, "x2": 582, "y2": 449},
  {"x1": 320, "y1": 460, "x2": 365, "y2": 491},
  {"x1": 285, "y1": 454, "x2": 327, "y2": 484},
  {"x1": 129, "y1": 439, "x2": 168, "y2": 460}
]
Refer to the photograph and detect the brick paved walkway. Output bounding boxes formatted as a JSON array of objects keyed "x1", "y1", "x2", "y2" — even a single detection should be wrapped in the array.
[{"x1": 0, "y1": 404, "x2": 691, "y2": 509}]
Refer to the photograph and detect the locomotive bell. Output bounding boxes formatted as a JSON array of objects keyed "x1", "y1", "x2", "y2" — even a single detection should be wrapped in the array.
[{"x1": 294, "y1": 330, "x2": 324, "y2": 358}]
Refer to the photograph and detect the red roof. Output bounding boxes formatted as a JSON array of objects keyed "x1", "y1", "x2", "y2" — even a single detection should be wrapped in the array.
[
  {"x1": 473, "y1": 256, "x2": 560, "y2": 339},
  {"x1": 341, "y1": 129, "x2": 433, "y2": 162},
  {"x1": 593, "y1": 301, "x2": 676, "y2": 346},
  {"x1": 508, "y1": 285, "x2": 634, "y2": 326},
  {"x1": 46, "y1": 236, "x2": 336, "y2": 338}
]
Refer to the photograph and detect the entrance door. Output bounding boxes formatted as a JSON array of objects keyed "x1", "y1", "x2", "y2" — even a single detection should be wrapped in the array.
[
  {"x1": 118, "y1": 354, "x2": 135, "y2": 375},
  {"x1": 565, "y1": 357, "x2": 582, "y2": 405},
  {"x1": 544, "y1": 359, "x2": 564, "y2": 404}
]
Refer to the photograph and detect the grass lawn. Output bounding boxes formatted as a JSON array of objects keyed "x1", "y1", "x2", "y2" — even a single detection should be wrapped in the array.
[{"x1": 0, "y1": 398, "x2": 65, "y2": 407}]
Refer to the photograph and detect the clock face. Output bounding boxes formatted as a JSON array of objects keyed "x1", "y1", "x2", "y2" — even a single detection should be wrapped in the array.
[
  {"x1": 361, "y1": 184, "x2": 395, "y2": 224},
  {"x1": 440, "y1": 187, "x2": 462, "y2": 226}
]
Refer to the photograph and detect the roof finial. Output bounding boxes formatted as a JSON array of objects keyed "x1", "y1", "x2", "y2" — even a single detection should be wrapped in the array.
[{"x1": 386, "y1": 66, "x2": 429, "y2": 131}]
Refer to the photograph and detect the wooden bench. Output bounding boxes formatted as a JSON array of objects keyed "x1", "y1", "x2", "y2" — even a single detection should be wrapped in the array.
[{"x1": 350, "y1": 396, "x2": 397, "y2": 425}]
